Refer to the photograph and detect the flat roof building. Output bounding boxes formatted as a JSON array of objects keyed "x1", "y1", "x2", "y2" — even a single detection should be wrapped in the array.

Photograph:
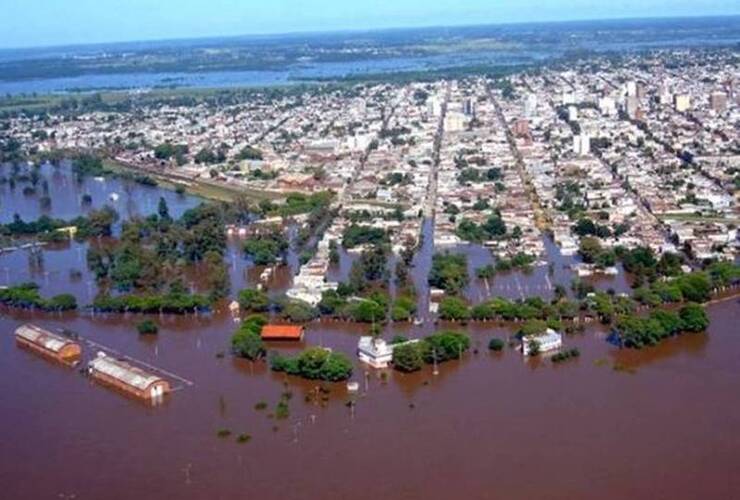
[
  {"x1": 15, "y1": 323, "x2": 81, "y2": 365},
  {"x1": 88, "y1": 352, "x2": 170, "y2": 400}
]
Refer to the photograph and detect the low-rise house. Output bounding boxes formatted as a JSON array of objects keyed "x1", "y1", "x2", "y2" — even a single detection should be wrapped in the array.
[
  {"x1": 522, "y1": 329, "x2": 563, "y2": 356},
  {"x1": 357, "y1": 336, "x2": 420, "y2": 368},
  {"x1": 261, "y1": 324, "x2": 305, "y2": 341}
]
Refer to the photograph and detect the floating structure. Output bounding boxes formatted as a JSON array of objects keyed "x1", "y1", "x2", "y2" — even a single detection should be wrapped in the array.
[
  {"x1": 88, "y1": 352, "x2": 170, "y2": 400},
  {"x1": 260, "y1": 324, "x2": 305, "y2": 341},
  {"x1": 357, "y1": 336, "x2": 420, "y2": 369},
  {"x1": 522, "y1": 329, "x2": 563, "y2": 356},
  {"x1": 15, "y1": 324, "x2": 82, "y2": 365}
]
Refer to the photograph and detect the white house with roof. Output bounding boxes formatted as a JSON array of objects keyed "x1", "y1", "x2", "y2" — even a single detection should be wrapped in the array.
[
  {"x1": 357, "y1": 337, "x2": 420, "y2": 368},
  {"x1": 522, "y1": 329, "x2": 563, "y2": 356}
]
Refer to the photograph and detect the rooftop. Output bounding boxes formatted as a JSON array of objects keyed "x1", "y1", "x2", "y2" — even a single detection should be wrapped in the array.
[{"x1": 261, "y1": 324, "x2": 305, "y2": 340}]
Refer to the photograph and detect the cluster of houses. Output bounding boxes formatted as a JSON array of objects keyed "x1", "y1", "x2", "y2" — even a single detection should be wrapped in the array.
[{"x1": 494, "y1": 50, "x2": 737, "y2": 264}]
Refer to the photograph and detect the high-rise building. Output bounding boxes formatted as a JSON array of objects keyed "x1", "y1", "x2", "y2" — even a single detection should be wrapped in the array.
[
  {"x1": 674, "y1": 94, "x2": 691, "y2": 112},
  {"x1": 427, "y1": 96, "x2": 442, "y2": 117},
  {"x1": 626, "y1": 81, "x2": 637, "y2": 97},
  {"x1": 524, "y1": 94, "x2": 538, "y2": 117},
  {"x1": 659, "y1": 84, "x2": 673, "y2": 105},
  {"x1": 636, "y1": 83, "x2": 647, "y2": 100},
  {"x1": 573, "y1": 133, "x2": 590, "y2": 156},
  {"x1": 568, "y1": 105, "x2": 579, "y2": 122},
  {"x1": 513, "y1": 119, "x2": 530, "y2": 138},
  {"x1": 444, "y1": 112, "x2": 465, "y2": 132},
  {"x1": 710, "y1": 92, "x2": 728, "y2": 113},
  {"x1": 625, "y1": 96, "x2": 640, "y2": 119},
  {"x1": 598, "y1": 97, "x2": 616, "y2": 116},
  {"x1": 462, "y1": 98, "x2": 476, "y2": 117}
]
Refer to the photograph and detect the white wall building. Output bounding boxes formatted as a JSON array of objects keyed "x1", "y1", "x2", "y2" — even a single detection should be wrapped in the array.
[
  {"x1": 675, "y1": 94, "x2": 691, "y2": 112},
  {"x1": 522, "y1": 329, "x2": 563, "y2": 356},
  {"x1": 357, "y1": 337, "x2": 420, "y2": 368}
]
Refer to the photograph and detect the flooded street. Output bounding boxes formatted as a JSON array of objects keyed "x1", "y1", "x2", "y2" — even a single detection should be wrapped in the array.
[{"x1": 1, "y1": 165, "x2": 740, "y2": 500}]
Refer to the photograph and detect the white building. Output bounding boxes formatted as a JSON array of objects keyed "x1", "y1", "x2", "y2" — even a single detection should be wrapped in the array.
[
  {"x1": 427, "y1": 96, "x2": 442, "y2": 117},
  {"x1": 568, "y1": 106, "x2": 579, "y2": 122},
  {"x1": 522, "y1": 329, "x2": 562, "y2": 356},
  {"x1": 573, "y1": 133, "x2": 590, "y2": 156},
  {"x1": 674, "y1": 94, "x2": 691, "y2": 112},
  {"x1": 598, "y1": 97, "x2": 616, "y2": 116},
  {"x1": 524, "y1": 94, "x2": 538, "y2": 117},
  {"x1": 357, "y1": 337, "x2": 420, "y2": 368},
  {"x1": 444, "y1": 112, "x2": 465, "y2": 132},
  {"x1": 625, "y1": 81, "x2": 637, "y2": 97}
]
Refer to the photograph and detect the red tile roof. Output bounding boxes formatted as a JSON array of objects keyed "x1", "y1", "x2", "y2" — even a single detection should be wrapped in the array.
[{"x1": 261, "y1": 324, "x2": 304, "y2": 340}]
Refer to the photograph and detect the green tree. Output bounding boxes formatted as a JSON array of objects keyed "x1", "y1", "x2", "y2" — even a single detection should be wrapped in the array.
[
  {"x1": 438, "y1": 296, "x2": 470, "y2": 321},
  {"x1": 157, "y1": 197, "x2": 170, "y2": 220},
  {"x1": 679, "y1": 303, "x2": 710, "y2": 332},
  {"x1": 676, "y1": 272, "x2": 712, "y2": 302},
  {"x1": 280, "y1": 299, "x2": 319, "y2": 322},
  {"x1": 238, "y1": 288, "x2": 269, "y2": 312},
  {"x1": 429, "y1": 253, "x2": 469, "y2": 295},
  {"x1": 136, "y1": 319, "x2": 159, "y2": 335},
  {"x1": 392, "y1": 343, "x2": 424, "y2": 372},
  {"x1": 578, "y1": 236, "x2": 603, "y2": 264},
  {"x1": 519, "y1": 319, "x2": 547, "y2": 337},
  {"x1": 488, "y1": 338, "x2": 505, "y2": 351},
  {"x1": 420, "y1": 331, "x2": 470, "y2": 363},
  {"x1": 231, "y1": 315, "x2": 267, "y2": 360}
]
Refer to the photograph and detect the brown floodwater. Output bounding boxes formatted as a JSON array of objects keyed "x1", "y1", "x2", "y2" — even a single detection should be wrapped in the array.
[
  {"x1": 1, "y1": 301, "x2": 739, "y2": 500},
  {"x1": 0, "y1": 161, "x2": 201, "y2": 224},
  {"x1": 2, "y1": 165, "x2": 740, "y2": 499}
]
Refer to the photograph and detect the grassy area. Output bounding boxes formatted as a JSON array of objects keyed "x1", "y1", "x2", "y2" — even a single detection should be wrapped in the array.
[
  {"x1": 658, "y1": 212, "x2": 739, "y2": 224},
  {"x1": 187, "y1": 179, "x2": 285, "y2": 203},
  {"x1": 346, "y1": 199, "x2": 410, "y2": 210},
  {"x1": 101, "y1": 158, "x2": 285, "y2": 203},
  {"x1": 103, "y1": 158, "x2": 289, "y2": 202}
]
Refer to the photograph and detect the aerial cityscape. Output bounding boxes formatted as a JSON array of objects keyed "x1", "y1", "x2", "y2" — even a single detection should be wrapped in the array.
[{"x1": 0, "y1": 3, "x2": 739, "y2": 500}]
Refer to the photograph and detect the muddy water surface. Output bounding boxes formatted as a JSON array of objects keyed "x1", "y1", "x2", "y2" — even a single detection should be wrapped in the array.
[{"x1": 1, "y1": 166, "x2": 739, "y2": 500}]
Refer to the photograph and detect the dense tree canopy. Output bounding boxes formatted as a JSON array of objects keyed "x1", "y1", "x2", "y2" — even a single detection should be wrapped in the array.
[
  {"x1": 231, "y1": 315, "x2": 267, "y2": 360},
  {"x1": 271, "y1": 347, "x2": 353, "y2": 381},
  {"x1": 429, "y1": 252, "x2": 469, "y2": 295}
]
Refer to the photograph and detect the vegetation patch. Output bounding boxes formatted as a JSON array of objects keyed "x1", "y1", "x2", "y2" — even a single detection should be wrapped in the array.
[{"x1": 270, "y1": 347, "x2": 353, "y2": 382}]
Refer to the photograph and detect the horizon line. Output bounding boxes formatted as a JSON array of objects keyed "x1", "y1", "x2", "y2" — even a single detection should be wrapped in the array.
[{"x1": 1, "y1": 12, "x2": 738, "y2": 52}]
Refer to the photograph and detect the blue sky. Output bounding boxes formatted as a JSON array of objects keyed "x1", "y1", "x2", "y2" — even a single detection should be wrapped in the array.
[{"x1": 2, "y1": 0, "x2": 738, "y2": 48}]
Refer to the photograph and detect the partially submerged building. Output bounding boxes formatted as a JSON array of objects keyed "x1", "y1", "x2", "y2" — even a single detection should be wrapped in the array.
[
  {"x1": 260, "y1": 324, "x2": 305, "y2": 341},
  {"x1": 357, "y1": 336, "x2": 420, "y2": 369},
  {"x1": 522, "y1": 329, "x2": 563, "y2": 356},
  {"x1": 88, "y1": 352, "x2": 170, "y2": 400},
  {"x1": 15, "y1": 323, "x2": 81, "y2": 365}
]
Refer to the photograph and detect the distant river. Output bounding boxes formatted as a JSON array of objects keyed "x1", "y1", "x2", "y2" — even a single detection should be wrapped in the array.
[
  {"x1": 0, "y1": 50, "x2": 541, "y2": 95},
  {"x1": 1, "y1": 16, "x2": 738, "y2": 96}
]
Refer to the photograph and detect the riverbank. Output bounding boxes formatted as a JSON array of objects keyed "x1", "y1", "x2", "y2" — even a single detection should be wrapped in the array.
[{"x1": 101, "y1": 157, "x2": 286, "y2": 203}]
